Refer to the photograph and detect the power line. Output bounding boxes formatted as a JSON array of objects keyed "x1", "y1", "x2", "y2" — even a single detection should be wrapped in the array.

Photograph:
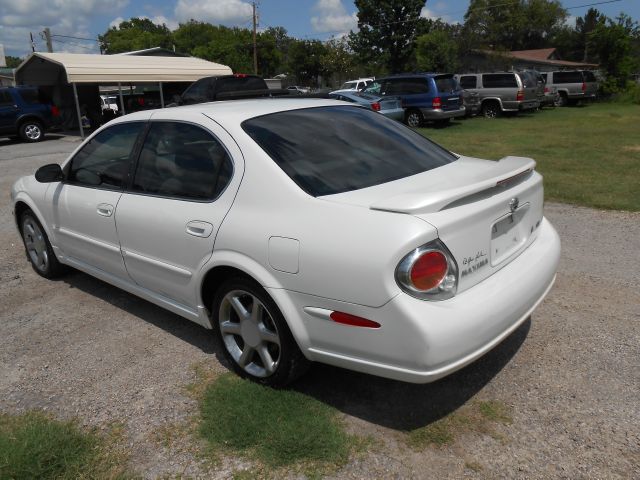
[{"x1": 51, "y1": 34, "x2": 99, "y2": 42}]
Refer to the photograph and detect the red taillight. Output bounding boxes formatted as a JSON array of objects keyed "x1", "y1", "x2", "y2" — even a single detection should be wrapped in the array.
[
  {"x1": 544, "y1": 86, "x2": 550, "y2": 93},
  {"x1": 516, "y1": 89, "x2": 524, "y2": 101},
  {"x1": 50, "y1": 105, "x2": 60, "y2": 117},
  {"x1": 432, "y1": 97, "x2": 442, "y2": 109},
  {"x1": 581, "y1": 82, "x2": 586, "y2": 92},
  {"x1": 330, "y1": 311, "x2": 380, "y2": 329},
  {"x1": 234, "y1": 73, "x2": 248, "y2": 78},
  {"x1": 371, "y1": 102, "x2": 381, "y2": 112},
  {"x1": 410, "y1": 251, "x2": 448, "y2": 291}
]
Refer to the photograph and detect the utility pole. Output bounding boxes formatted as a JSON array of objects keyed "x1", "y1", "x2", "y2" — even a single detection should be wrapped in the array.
[
  {"x1": 30, "y1": 32, "x2": 36, "y2": 52},
  {"x1": 252, "y1": 2, "x2": 258, "y2": 75},
  {"x1": 44, "y1": 28, "x2": 53, "y2": 53}
]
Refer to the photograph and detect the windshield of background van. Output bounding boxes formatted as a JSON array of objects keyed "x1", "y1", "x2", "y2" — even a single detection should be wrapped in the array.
[{"x1": 242, "y1": 106, "x2": 457, "y2": 197}]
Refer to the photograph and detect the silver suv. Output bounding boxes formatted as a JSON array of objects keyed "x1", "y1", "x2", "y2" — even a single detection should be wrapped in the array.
[
  {"x1": 455, "y1": 72, "x2": 539, "y2": 118},
  {"x1": 543, "y1": 70, "x2": 598, "y2": 106}
]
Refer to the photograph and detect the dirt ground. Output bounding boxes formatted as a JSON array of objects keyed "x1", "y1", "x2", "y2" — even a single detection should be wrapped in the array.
[{"x1": 1, "y1": 137, "x2": 638, "y2": 479}]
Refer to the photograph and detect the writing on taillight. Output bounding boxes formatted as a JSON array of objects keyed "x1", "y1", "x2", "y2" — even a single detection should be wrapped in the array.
[
  {"x1": 371, "y1": 102, "x2": 381, "y2": 112},
  {"x1": 432, "y1": 97, "x2": 442, "y2": 109}
]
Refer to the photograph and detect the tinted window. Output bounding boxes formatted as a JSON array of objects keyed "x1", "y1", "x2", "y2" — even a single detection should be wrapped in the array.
[
  {"x1": 363, "y1": 81, "x2": 382, "y2": 94},
  {"x1": 435, "y1": 75, "x2": 458, "y2": 93},
  {"x1": 553, "y1": 71, "x2": 583, "y2": 84},
  {"x1": 0, "y1": 91, "x2": 13, "y2": 106},
  {"x1": 182, "y1": 79, "x2": 210, "y2": 103},
  {"x1": 242, "y1": 106, "x2": 456, "y2": 197},
  {"x1": 482, "y1": 74, "x2": 518, "y2": 88},
  {"x1": 386, "y1": 78, "x2": 430, "y2": 95},
  {"x1": 459, "y1": 76, "x2": 477, "y2": 89},
  {"x1": 68, "y1": 122, "x2": 143, "y2": 189},
  {"x1": 216, "y1": 76, "x2": 266, "y2": 92},
  {"x1": 132, "y1": 122, "x2": 232, "y2": 201},
  {"x1": 18, "y1": 89, "x2": 43, "y2": 104},
  {"x1": 583, "y1": 71, "x2": 596, "y2": 82}
]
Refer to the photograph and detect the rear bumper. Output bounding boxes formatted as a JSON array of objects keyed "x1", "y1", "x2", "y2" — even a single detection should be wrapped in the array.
[
  {"x1": 518, "y1": 100, "x2": 540, "y2": 111},
  {"x1": 419, "y1": 106, "x2": 466, "y2": 120},
  {"x1": 274, "y1": 217, "x2": 560, "y2": 383}
]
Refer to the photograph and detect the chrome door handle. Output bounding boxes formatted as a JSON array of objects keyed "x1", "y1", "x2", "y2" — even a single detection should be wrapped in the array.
[
  {"x1": 186, "y1": 221, "x2": 213, "y2": 238},
  {"x1": 97, "y1": 203, "x2": 114, "y2": 217}
]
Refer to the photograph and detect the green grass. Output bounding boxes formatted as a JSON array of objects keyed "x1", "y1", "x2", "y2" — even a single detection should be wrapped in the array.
[
  {"x1": 198, "y1": 374, "x2": 354, "y2": 471},
  {"x1": 0, "y1": 412, "x2": 130, "y2": 479},
  {"x1": 420, "y1": 103, "x2": 640, "y2": 211},
  {"x1": 407, "y1": 400, "x2": 513, "y2": 449}
]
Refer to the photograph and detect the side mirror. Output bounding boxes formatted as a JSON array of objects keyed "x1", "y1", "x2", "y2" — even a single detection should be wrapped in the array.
[{"x1": 35, "y1": 163, "x2": 64, "y2": 183}]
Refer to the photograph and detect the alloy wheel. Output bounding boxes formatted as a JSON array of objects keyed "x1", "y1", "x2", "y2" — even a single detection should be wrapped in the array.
[
  {"x1": 24, "y1": 124, "x2": 42, "y2": 141},
  {"x1": 218, "y1": 289, "x2": 281, "y2": 378},
  {"x1": 22, "y1": 217, "x2": 48, "y2": 272}
]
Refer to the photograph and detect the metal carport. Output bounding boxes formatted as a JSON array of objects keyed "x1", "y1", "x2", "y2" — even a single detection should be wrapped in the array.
[{"x1": 15, "y1": 52, "x2": 232, "y2": 138}]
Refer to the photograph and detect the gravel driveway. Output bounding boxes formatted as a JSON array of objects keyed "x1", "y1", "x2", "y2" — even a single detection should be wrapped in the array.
[{"x1": 1, "y1": 137, "x2": 638, "y2": 478}]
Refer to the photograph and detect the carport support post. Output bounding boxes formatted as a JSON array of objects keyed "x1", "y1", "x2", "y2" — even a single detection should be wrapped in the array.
[
  {"x1": 118, "y1": 82, "x2": 125, "y2": 115},
  {"x1": 72, "y1": 83, "x2": 84, "y2": 139},
  {"x1": 159, "y1": 82, "x2": 165, "y2": 108}
]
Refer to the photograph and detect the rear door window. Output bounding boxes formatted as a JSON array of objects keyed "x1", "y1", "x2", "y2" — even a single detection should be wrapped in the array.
[
  {"x1": 0, "y1": 90, "x2": 13, "y2": 106},
  {"x1": 182, "y1": 79, "x2": 211, "y2": 103},
  {"x1": 582, "y1": 71, "x2": 596, "y2": 82},
  {"x1": 459, "y1": 76, "x2": 477, "y2": 89},
  {"x1": 132, "y1": 122, "x2": 233, "y2": 201},
  {"x1": 482, "y1": 74, "x2": 518, "y2": 88}
]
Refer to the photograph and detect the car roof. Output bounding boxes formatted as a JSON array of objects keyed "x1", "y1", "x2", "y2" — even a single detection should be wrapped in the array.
[{"x1": 112, "y1": 98, "x2": 347, "y2": 125}]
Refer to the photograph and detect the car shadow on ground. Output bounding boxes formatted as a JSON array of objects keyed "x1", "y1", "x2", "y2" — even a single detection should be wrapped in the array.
[
  {"x1": 60, "y1": 269, "x2": 216, "y2": 354},
  {"x1": 59, "y1": 268, "x2": 529, "y2": 432},
  {"x1": 293, "y1": 319, "x2": 530, "y2": 431}
]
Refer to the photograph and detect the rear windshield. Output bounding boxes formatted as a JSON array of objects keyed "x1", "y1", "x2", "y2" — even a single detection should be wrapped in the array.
[
  {"x1": 582, "y1": 71, "x2": 596, "y2": 82},
  {"x1": 216, "y1": 76, "x2": 266, "y2": 92},
  {"x1": 434, "y1": 75, "x2": 458, "y2": 93},
  {"x1": 553, "y1": 71, "x2": 583, "y2": 83},
  {"x1": 340, "y1": 81, "x2": 357, "y2": 89},
  {"x1": 242, "y1": 106, "x2": 456, "y2": 197}
]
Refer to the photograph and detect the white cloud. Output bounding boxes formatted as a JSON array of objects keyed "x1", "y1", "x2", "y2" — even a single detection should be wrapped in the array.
[
  {"x1": 174, "y1": 0, "x2": 253, "y2": 24},
  {"x1": 420, "y1": 7, "x2": 451, "y2": 23},
  {"x1": 565, "y1": 15, "x2": 578, "y2": 28},
  {"x1": 109, "y1": 17, "x2": 125, "y2": 28},
  {"x1": 310, "y1": 0, "x2": 357, "y2": 34},
  {"x1": 0, "y1": 0, "x2": 129, "y2": 56}
]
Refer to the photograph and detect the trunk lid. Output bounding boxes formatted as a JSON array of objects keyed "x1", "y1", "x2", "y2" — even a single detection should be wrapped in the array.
[
  {"x1": 322, "y1": 155, "x2": 545, "y2": 293},
  {"x1": 434, "y1": 74, "x2": 462, "y2": 111}
]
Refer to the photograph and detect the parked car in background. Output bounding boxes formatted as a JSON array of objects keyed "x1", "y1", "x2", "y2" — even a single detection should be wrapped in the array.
[
  {"x1": 461, "y1": 89, "x2": 481, "y2": 117},
  {"x1": 455, "y1": 72, "x2": 539, "y2": 118},
  {"x1": 0, "y1": 86, "x2": 60, "y2": 142},
  {"x1": 12, "y1": 98, "x2": 560, "y2": 386},
  {"x1": 329, "y1": 91, "x2": 404, "y2": 121},
  {"x1": 364, "y1": 73, "x2": 466, "y2": 127},
  {"x1": 286, "y1": 86, "x2": 310, "y2": 95},
  {"x1": 543, "y1": 70, "x2": 598, "y2": 106},
  {"x1": 330, "y1": 78, "x2": 375, "y2": 95},
  {"x1": 100, "y1": 95, "x2": 119, "y2": 113},
  {"x1": 175, "y1": 74, "x2": 288, "y2": 105}
]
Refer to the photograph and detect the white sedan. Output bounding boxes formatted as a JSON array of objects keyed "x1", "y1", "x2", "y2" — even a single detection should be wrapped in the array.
[{"x1": 11, "y1": 99, "x2": 560, "y2": 386}]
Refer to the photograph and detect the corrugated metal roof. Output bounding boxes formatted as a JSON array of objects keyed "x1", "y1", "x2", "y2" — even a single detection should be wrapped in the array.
[{"x1": 16, "y1": 52, "x2": 232, "y2": 83}]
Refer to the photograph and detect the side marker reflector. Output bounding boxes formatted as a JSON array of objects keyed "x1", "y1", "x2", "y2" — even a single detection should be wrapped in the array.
[{"x1": 329, "y1": 311, "x2": 380, "y2": 329}]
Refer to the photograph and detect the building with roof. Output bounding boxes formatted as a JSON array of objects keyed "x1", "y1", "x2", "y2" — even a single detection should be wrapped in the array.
[
  {"x1": 462, "y1": 47, "x2": 598, "y2": 73},
  {"x1": 15, "y1": 52, "x2": 232, "y2": 137}
]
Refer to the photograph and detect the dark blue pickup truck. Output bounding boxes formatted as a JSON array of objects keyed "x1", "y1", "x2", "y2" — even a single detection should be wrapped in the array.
[{"x1": 0, "y1": 86, "x2": 60, "y2": 142}]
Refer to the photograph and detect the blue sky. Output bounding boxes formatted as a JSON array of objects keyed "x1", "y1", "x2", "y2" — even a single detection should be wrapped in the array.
[{"x1": 1, "y1": 0, "x2": 638, "y2": 58}]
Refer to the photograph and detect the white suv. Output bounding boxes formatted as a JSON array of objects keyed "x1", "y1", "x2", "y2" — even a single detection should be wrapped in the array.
[{"x1": 330, "y1": 78, "x2": 374, "y2": 95}]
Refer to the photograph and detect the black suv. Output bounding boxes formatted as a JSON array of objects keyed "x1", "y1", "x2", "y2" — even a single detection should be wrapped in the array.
[
  {"x1": 0, "y1": 86, "x2": 59, "y2": 142},
  {"x1": 176, "y1": 74, "x2": 289, "y2": 105}
]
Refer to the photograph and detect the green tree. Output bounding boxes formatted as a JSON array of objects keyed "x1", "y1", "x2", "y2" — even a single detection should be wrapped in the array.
[
  {"x1": 415, "y1": 30, "x2": 459, "y2": 72},
  {"x1": 321, "y1": 38, "x2": 359, "y2": 85},
  {"x1": 4, "y1": 56, "x2": 23, "y2": 68},
  {"x1": 588, "y1": 13, "x2": 640, "y2": 91},
  {"x1": 288, "y1": 39, "x2": 327, "y2": 86},
  {"x1": 349, "y1": 0, "x2": 425, "y2": 74},
  {"x1": 99, "y1": 18, "x2": 173, "y2": 54},
  {"x1": 463, "y1": 0, "x2": 567, "y2": 51}
]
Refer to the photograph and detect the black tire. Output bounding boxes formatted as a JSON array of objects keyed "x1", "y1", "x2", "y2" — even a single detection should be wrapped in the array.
[
  {"x1": 405, "y1": 109, "x2": 423, "y2": 128},
  {"x1": 554, "y1": 93, "x2": 568, "y2": 107},
  {"x1": 20, "y1": 210, "x2": 66, "y2": 279},
  {"x1": 482, "y1": 101, "x2": 500, "y2": 119},
  {"x1": 211, "y1": 275, "x2": 309, "y2": 387},
  {"x1": 19, "y1": 120, "x2": 45, "y2": 142}
]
